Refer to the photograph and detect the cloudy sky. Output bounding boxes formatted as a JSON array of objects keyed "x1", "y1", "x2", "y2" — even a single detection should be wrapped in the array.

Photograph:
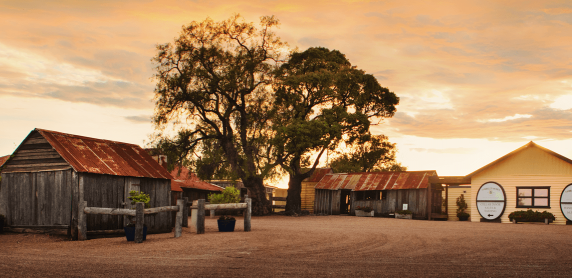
[{"x1": 1, "y1": 0, "x2": 572, "y2": 186}]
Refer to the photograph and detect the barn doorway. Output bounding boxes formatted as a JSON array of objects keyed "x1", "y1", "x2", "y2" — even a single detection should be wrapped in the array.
[{"x1": 340, "y1": 190, "x2": 351, "y2": 214}]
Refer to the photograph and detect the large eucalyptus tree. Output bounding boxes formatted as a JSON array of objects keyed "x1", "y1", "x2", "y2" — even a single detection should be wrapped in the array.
[{"x1": 272, "y1": 47, "x2": 399, "y2": 214}]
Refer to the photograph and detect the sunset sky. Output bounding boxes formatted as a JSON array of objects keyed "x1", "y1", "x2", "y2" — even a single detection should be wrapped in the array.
[{"x1": 1, "y1": 0, "x2": 572, "y2": 187}]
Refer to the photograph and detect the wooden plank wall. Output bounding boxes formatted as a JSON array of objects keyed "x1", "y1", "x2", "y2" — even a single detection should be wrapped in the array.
[
  {"x1": 314, "y1": 189, "x2": 332, "y2": 214},
  {"x1": 301, "y1": 182, "x2": 315, "y2": 213},
  {"x1": 0, "y1": 170, "x2": 73, "y2": 227},
  {"x1": 350, "y1": 189, "x2": 429, "y2": 218},
  {"x1": 82, "y1": 173, "x2": 125, "y2": 231},
  {"x1": 2, "y1": 131, "x2": 71, "y2": 173},
  {"x1": 140, "y1": 178, "x2": 172, "y2": 233}
]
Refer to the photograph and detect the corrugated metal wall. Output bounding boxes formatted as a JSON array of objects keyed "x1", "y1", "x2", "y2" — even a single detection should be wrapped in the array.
[{"x1": 470, "y1": 146, "x2": 572, "y2": 225}]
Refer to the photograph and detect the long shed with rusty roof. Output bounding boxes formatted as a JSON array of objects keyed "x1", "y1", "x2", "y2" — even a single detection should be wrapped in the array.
[
  {"x1": 0, "y1": 128, "x2": 174, "y2": 238},
  {"x1": 313, "y1": 171, "x2": 444, "y2": 219}
]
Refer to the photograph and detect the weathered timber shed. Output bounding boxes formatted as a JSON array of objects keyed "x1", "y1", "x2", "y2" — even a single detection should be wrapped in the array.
[
  {"x1": 301, "y1": 168, "x2": 333, "y2": 213},
  {"x1": 170, "y1": 167, "x2": 223, "y2": 203},
  {"x1": 0, "y1": 128, "x2": 173, "y2": 237},
  {"x1": 467, "y1": 141, "x2": 572, "y2": 225},
  {"x1": 314, "y1": 171, "x2": 443, "y2": 219}
]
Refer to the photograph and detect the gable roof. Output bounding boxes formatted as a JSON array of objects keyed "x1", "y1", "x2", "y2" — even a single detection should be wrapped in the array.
[
  {"x1": 466, "y1": 141, "x2": 572, "y2": 178},
  {"x1": 315, "y1": 170, "x2": 437, "y2": 191},
  {"x1": 9, "y1": 128, "x2": 172, "y2": 179},
  {"x1": 170, "y1": 167, "x2": 224, "y2": 192},
  {"x1": 303, "y1": 168, "x2": 333, "y2": 182}
]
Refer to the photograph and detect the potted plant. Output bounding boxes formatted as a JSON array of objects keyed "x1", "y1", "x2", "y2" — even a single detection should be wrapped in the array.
[
  {"x1": 395, "y1": 210, "x2": 413, "y2": 219},
  {"x1": 456, "y1": 194, "x2": 469, "y2": 221},
  {"x1": 355, "y1": 206, "x2": 374, "y2": 217},
  {"x1": 0, "y1": 214, "x2": 5, "y2": 234},
  {"x1": 217, "y1": 215, "x2": 236, "y2": 232},
  {"x1": 124, "y1": 190, "x2": 150, "y2": 241}
]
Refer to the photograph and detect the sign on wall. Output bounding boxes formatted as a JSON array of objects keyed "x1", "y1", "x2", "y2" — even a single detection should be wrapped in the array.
[
  {"x1": 476, "y1": 182, "x2": 506, "y2": 220},
  {"x1": 560, "y1": 184, "x2": 572, "y2": 221}
]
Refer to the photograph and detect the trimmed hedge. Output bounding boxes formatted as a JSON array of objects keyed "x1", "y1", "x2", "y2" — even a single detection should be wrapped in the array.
[{"x1": 508, "y1": 209, "x2": 555, "y2": 222}]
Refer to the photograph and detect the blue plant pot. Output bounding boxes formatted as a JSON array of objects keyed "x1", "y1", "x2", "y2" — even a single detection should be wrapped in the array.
[
  {"x1": 124, "y1": 226, "x2": 147, "y2": 241},
  {"x1": 217, "y1": 220, "x2": 236, "y2": 232}
]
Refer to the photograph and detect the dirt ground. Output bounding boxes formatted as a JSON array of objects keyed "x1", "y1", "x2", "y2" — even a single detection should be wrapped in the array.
[{"x1": 1, "y1": 215, "x2": 572, "y2": 277}]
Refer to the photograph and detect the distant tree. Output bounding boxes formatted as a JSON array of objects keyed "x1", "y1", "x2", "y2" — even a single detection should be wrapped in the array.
[
  {"x1": 328, "y1": 134, "x2": 406, "y2": 173},
  {"x1": 152, "y1": 15, "x2": 287, "y2": 215},
  {"x1": 272, "y1": 47, "x2": 399, "y2": 214}
]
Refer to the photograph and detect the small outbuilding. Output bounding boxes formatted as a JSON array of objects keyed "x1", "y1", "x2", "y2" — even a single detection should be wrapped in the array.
[
  {"x1": 170, "y1": 167, "x2": 223, "y2": 203},
  {"x1": 0, "y1": 128, "x2": 173, "y2": 237},
  {"x1": 301, "y1": 168, "x2": 333, "y2": 213},
  {"x1": 313, "y1": 171, "x2": 444, "y2": 219},
  {"x1": 467, "y1": 141, "x2": 572, "y2": 225}
]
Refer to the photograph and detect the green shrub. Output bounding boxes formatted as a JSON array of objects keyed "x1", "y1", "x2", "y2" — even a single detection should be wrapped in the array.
[
  {"x1": 508, "y1": 209, "x2": 555, "y2": 222},
  {"x1": 209, "y1": 186, "x2": 241, "y2": 204},
  {"x1": 456, "y1": 194, "x2": 468, "y2": 217},
  {"x1": 128, "y1": 190, "x2": 150, "y2": 208}
]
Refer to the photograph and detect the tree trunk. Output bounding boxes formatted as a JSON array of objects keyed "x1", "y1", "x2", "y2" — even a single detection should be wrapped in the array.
[
  {"x1": 242, "y1": 176, "x2": 271, "y2": 216},
  {"x1": 285, "y1": 173, "x2": 303, "y2": 214}
]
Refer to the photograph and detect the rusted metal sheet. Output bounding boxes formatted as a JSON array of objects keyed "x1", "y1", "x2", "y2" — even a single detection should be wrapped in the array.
[
  {"x1": 37, "y1": 129, "x2": 172, "y2": 180},
  {"x1": 171, "y1": 167, "x2": 223, "y2": 192},
  {"x1": 315, "y1": 171, "x2": 437, "y2": 191},
  {"x1": 0, "y1": 155, "x2": 9, "y2": 168},
  {"x1": 304, "y1": 168, "x2": 334, "y2": 182}
]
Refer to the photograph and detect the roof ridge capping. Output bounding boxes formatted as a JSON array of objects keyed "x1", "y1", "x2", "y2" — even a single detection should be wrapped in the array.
[
  {"x1": 466, "y1": 141, "x2": 572, "y2": 177},
  {"x1": 36, "y1": 128, "x2": 139, "y2": 147}
]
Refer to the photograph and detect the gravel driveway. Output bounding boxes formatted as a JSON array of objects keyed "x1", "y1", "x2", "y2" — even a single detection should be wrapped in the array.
[{"x1": 1, "y1": 215, "x2": 571, "y2": 277}]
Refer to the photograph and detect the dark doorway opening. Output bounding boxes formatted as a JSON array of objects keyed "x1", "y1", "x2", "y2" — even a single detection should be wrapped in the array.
[{"x1": 340, "y1": 190, "x2": 351, "y2": 214}]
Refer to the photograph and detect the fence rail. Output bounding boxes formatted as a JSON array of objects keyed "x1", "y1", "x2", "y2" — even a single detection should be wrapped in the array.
[
  {"x1": 79, "y1": 197, "x2": 252, "y2": 243},
  {"x1": 80, "y1": 199, "x2": 185, "y2": 243}
]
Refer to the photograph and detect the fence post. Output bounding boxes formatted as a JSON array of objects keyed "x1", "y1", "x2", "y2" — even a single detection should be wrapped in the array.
[
  {"x1": 210, "y1": 209, "x2": 216, "y2": 219},
  {"x1": 197, "y1": 199, "x2": 205, "y2": 234},
  {"x1": 135, "y1": 202, "x2": 144, "y2": 243},
  {"x1": 175, "y1": 199, "x2": 183, "y2": 238},
  {"x1": 245, "y1": 197, "x2": 251, "y2": 232},
  {"x1": 78, "y1": 200, "x2": 87, "y2": 241},
  {"x1": 182, "y1": 197, "x2": 189, "y2": 228}
]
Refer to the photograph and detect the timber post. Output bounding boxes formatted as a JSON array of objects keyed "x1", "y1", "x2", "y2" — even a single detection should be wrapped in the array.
[
  {"x1": 175, "y1": 199, "x2": 183, "y2": 238},
  {"x1": 245, "y1": 197, "x2": 252, "y2": 232},
  {"x1": 134, "y1": 202, "x2": 144, "y2": 243},
  {"x1": 197, "y1": 199, "x2": 205, "y2": 234},
  {"x1": 78, "y1": 200, "x2": 87, "y2": 241},
  {"x1": 182, "y1": 197, "x2": 189, "y2": 228}
]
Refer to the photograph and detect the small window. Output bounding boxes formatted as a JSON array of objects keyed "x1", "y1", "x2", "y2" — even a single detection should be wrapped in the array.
[{"x1": 517, "y1": 187, "x2": 550, "y2": 208}]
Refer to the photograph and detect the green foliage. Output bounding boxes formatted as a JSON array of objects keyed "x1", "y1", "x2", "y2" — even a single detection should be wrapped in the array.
[
  {"x1": 329, "y1": 134, "x2": 405, "y2": 173},
  {"x1": 128, "y1": 190, "x2": 151, "y2": 208},
  {"x1": 209, "y1": 186, "x2": 241, "y2": 204},
  {"x1": 396, "y1": 210, "x2": 413, "y2": 215},
  {"x1": 508, "y1": 209, "x2": 556, "y2": 222},
  {"x1": 151, "y1": 14, "x2": 287, "y2": 214},
  {"x1": 456, "y1": 194, "x2": 468, "y2": 217}
]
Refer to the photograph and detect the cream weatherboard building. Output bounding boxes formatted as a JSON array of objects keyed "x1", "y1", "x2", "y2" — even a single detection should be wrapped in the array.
[{"x1": 466, "y1": 141, "x2": 572, "y2": 225}]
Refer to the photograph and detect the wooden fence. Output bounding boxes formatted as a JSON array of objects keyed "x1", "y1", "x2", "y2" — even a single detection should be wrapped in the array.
[
  {"x1": 190, "y1": 197, "x2": 252, "y2": 234},
  {"x1": 80, "y1": 199, "x2": 185, "y2": 243},
  {"x1": 80, "y1": 197, "x2": 252, "y2": 242},
  {"x1": 269, "y1": 196, "x2": 286, "y2": 212}
]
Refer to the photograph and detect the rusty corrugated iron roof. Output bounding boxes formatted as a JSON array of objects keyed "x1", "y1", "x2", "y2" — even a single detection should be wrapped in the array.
[
  {"x1": 36, "y1": 128, "x2": 172, "y2": 180},
  {"x1": 0, "y1": 155, "x2": 10, "y2": 168},
  {"x1": 315, "y1": 171, "x2": 437, "y2": 191},
  {"x1": 170, "y1": 167, "x2": 224, "y2": 192},
  {"x1": 303, "y1": 168, "x2": 334, "y2": 182}
]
